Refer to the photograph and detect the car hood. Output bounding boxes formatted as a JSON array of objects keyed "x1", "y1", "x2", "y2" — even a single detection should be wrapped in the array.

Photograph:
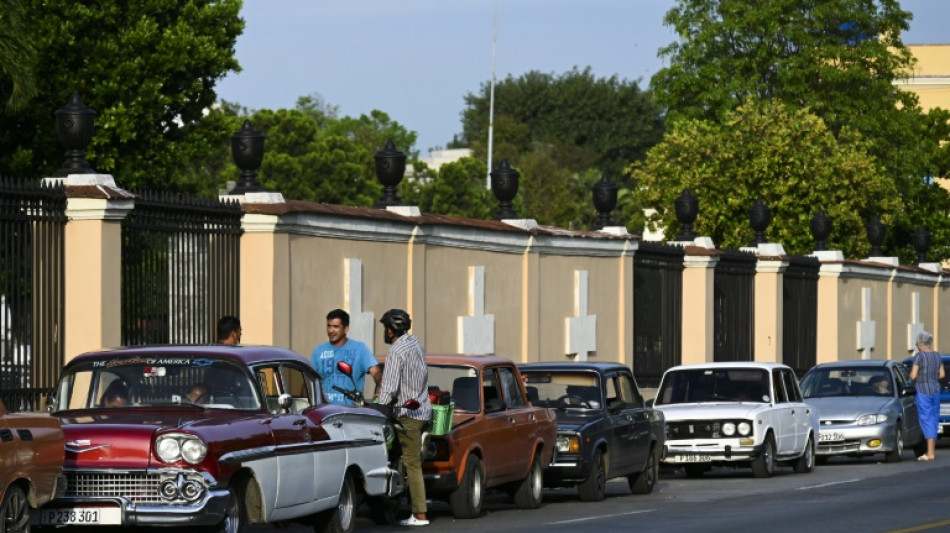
[
  {"x1": 553, "y1": 411, "x2": 604, "y2": 432},
  {"x1": 804, "y1": 397, "x2": 893, "y2": 419},
  {"x1": 59, "y1": 411, "x2": 219, "y2": 469},
  {"x1": 655, "y1": 402, "x2": 765, "y2": 421}
]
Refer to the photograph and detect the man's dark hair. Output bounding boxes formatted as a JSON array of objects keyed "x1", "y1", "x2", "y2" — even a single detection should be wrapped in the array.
[
  {"x1": 217, "y1": 315, "x2": 241, "y2": 342},
  {"x1": 326, "y1": 308, "x2": 350, "y2": 327}
]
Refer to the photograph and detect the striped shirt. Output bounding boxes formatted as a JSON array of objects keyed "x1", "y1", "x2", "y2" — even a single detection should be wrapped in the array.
[
  {"x1": 913, "y1": 350, "x2": 942, "y2": 395},
  {"x1": 378, "y1": 333, "x2": 432, "y2": 421}
]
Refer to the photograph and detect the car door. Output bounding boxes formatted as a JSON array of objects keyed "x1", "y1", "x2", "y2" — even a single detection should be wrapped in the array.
[
  {"x1": 769, "y1": 369, "x2": 797, "y2": 455},
  {"x1": 255, "y1": 364, "x2": 321, "y2": 509},
  {"x1": 482, "y1": 367, "x2": 521, "y2": 481},
  {"x1": 605, "y1": 371, "x2": 645, "y2": 474},
  {"x1": 894, "y1": 364, "x2": 923, "y2": 442},
  {"x1": 781, "y1": 368, "x2": 809, "y2": 453}
]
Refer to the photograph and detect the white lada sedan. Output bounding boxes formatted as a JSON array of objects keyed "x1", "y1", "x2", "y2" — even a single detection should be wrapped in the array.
[{"x1": 651, "y1": 362, "x2": 819, "y2": 478}]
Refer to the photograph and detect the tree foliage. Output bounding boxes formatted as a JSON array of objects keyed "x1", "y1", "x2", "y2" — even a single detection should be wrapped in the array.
[
  {"x1": 0, "y1": 0, "x2": 37, "y2": 112},
  {"x1": 629, "y1": 100, "x2": 901, "y2": 257},
  {"x1": 649, "y1": 0, "x2": 950, "y2": 260},
  {"x1": 450, "y1": 67, "x2": 664, "y2": 228},
  {"x1": 0, "y1": 0, "x2": 243, "y2": 190},
  {"x1": 400, "y1": 158, "x2": 494, "y2": 220}
]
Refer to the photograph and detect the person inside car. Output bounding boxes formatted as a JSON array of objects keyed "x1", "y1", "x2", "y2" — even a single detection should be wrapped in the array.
[
  {"x1": 870, "y1": 375, "x2": 892, "y2": 396},
  {"x1": 101, "y1": 380, "x2": 130, "y2": 407}
]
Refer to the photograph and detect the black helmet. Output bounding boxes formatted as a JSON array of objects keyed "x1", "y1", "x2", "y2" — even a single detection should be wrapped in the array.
[{"x1": 380, "y1": 309, "x2": 411, "y2": 336}]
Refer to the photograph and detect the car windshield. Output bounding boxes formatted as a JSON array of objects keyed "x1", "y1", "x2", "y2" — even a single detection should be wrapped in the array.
[
  {"x1": 801, "y1": 368, "x2": 892, "y2": 398},
  {"x1": 654, "y1": 368, "x2": 770, "y2": 405},
  {"x1": 51, "y1": 355, "x2": 261, "y2": 411},
  {"x1": 521, "y1": 372, "x2": 601, "y2": 409}
]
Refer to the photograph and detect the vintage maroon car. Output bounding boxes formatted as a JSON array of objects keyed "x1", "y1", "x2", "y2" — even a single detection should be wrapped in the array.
[
  {"x1": 0, "y1": 398, "x2": 65, "y2": 532},
  {"x1": 378, "y1": 354, "x2": 557, "y2": 519},
  {"x1": 37, "y1": 345, "x2": 399, "y2": 533}
]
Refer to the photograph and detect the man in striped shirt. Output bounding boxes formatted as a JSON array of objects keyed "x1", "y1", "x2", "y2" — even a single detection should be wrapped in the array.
[{"x1": 377, "y1": 309, "x2": 432, "y2": 526}]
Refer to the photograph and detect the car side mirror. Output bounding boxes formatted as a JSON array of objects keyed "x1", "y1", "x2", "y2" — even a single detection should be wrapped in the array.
[
  {"x1": 485, "y1": 398, "x2": 505, "y2": 413},
  {"x1": 900, "y1": 386, "x2": 916, "y2": 397},
  {"x1": 277, "y1": 393, "x2": 294, "y2": 412},
  {"x1": 46, "y1": 395, "x2": 57, "y2": 414}
]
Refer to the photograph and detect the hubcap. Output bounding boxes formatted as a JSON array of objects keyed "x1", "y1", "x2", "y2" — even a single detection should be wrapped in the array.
[{"x1": 472, "y1": 471, "x2": 482, "y2": 509}]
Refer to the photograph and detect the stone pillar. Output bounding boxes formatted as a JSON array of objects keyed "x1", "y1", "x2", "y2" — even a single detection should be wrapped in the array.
[
  {"x1": 57, "y1": 176, "x2": 134, "y2": 360},
  {"x1": 240, "y1": 213, "x2": 291, "y2": 348},
  {"x1": 681, "y1": 254, "x2": 718, "y2": 364},
  {"x1": 754, "y1": 259, "x2": 788, "y2": 363}
]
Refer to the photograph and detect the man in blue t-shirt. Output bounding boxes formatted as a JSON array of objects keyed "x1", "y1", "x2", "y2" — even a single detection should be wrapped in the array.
[{"x1": 311, "y1": 309, "x2": 381, "y2": 405}]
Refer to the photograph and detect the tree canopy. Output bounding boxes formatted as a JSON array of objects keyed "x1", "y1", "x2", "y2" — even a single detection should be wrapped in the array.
[
  {"x1": 629, "y1": 100, "x2": 901, "y2": 257},
  {"x1": 0, "y1": 0, "x2": 243, "y2": 191},
  {"x1": 649, "y1": 0, "x2": 950, "y2": 260}
]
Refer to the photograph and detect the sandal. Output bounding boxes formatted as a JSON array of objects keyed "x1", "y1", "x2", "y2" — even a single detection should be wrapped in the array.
[{"x1": 917, "y1": 455, "x2": 933, "y2": 461}]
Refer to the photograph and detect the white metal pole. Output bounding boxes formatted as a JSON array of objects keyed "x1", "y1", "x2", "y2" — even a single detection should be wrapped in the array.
[{"x1": 486, "y1": 0, "x2": 498, "y2": 189}]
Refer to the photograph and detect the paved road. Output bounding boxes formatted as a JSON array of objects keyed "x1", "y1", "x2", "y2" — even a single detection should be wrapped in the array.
[{"x1": 244, "y1": 442, "x2": 950, "y2": 533}]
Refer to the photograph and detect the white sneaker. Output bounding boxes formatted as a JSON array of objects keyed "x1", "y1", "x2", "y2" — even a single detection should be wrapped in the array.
[{"x1": 400, "y1": 516, "x2": 430, "y2": 526}]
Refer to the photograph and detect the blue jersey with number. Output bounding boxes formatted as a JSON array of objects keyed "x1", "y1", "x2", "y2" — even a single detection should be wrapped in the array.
[{"x1": 310, "y1": 339, "x2": 377, "y2": 405}]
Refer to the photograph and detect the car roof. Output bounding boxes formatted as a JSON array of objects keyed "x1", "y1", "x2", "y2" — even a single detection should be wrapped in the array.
[
  {"x1": 664, "y1": 361, "x2": 791, "y2": 372},
  {"x1": 67, "y1": 344, "x2": 309, "y2": 367},
  {"x1": 518, "y1": 362, "x2": 629, "y2": 373},
  {"x1": 808, "y1": 359, "x2": 894, "y2": 370}
]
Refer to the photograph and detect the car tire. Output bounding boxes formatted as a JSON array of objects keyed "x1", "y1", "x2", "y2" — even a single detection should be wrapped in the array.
[
  {"x1": 0, "y1": 484, "x2": 29, "y2": 533},
  {"x1": 885, "y1": 425, "x2": 904, "y2": 463},
  {"x1": 213, "y1": 481, "x2": 247, "y2": 533},
  {"x1": 450, "y1": 455, "x2": 484, "y2": 519},
  {"x1": 577, "y1": 450, "x2": 607, "y2": 502},
  {"x1": 793, "y1": 435, "x2": 815, "y2": 473},
  {"x1": 513, "y1": 454, "x2": 543, "y2": 509},
  {"x1": 751, "y1": 433, "x2": 775, "y2": 478},
  {"x1": 315, "y1": 474, "x2": 356, "y2": 533},
  {"x1": 628, "y1": 445, "x2": 658, "y2": 494}
]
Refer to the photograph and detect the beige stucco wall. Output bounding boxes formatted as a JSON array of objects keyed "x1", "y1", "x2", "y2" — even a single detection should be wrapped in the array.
[
  {"x1": 681, "y1": 256, "x2": 717, "y2": 364},
  {"x1": 903, "y1": 45, "x2": 950, "y2": 111},
  {"x1": 754, "y1": 263, "x2": 784, "y2": 363},
  {"x1": 888, "y1": 276, "x2": 937, "y2": 360}
]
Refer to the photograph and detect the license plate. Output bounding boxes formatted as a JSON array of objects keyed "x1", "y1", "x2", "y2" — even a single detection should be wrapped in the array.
[
  {"x1": 39, "y1": 507, "x2": 121, "y2": 525},
  {"x1": 674, "y1": 454, "x2": 711, "y2": 463},
  {"x1": 940, "y1": 425, "x2": 945, "y2": 435},
  {"x1": 819, "y1": 431, "x2": 844, "y2": 442}
]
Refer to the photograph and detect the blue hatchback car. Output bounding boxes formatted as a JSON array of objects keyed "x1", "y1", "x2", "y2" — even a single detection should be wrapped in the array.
[{"x1": 902, "y1": 355, "x2": 950, "y2": 438}]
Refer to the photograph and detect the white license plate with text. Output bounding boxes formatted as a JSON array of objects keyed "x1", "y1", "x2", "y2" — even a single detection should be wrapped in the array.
[
  {"x1": 674, "y1": 454, "x2": 712, "y2": 463},
  {"x1": 819, "y1": 431, "x2": 844, "y2": 442},
  {"x1": 38, "y1": 507, "x2": 121, "y2": 525}
]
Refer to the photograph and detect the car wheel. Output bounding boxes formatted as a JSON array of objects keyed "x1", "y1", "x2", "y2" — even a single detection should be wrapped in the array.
[
  {"x1": 751, "y1": 433, "x2": 775, "y2": 478},
  {"x1": 513, "y1": 454, "x2": 543, "y2": 509},
  {"x1": 628, "y1": 445, "x2": 658, "y2": 494},
  {"x1": 885, "y1": 426, "x2": 904, "y2": 463},
  {"x1": 577, "y1": 450, "x2": 607, "y2": 502},
  {"x1": 449, "y1": 455, "x2": 484, "y2": 519},
  {"x1": 213, "y1": 482, "x2": 247, "y2": 533},
  {"x1": 1, "y1": 484, "x2": 29, "y2": 533},
  {"x1": 314, "y1": 474, "x2": 356, "y2": 533},
  {"x1": 793, "y1": 435, "x2": 815, "y2": 473}
]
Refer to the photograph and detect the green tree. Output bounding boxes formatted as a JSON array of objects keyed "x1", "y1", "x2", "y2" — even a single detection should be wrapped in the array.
[
  {"x1": 650, "y1": 0, "x2": 950, "y2": 259},
  {"x1": 0, "y1": 0, "x2": 37, "y2": 112},
  {"x1": 628, "y1": 100, "x2": 902, "y2": 258},
  {"x1": 0, "y1": 0, "x2": 243, "y2": 190},
  {"x1": 400, "y1": 158, "x2": 493, "y2": 220},
  {"x1": 453, "y1": 67, "x2": 665, "y2": 187}
]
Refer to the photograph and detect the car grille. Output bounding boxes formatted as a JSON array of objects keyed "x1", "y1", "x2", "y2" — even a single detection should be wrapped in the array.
[
  {"x1": 817, "y1": 440, "x2": 861, "y2": 453},
  {"x1": 64, "y1": 472, "x2": 163, "y2": 504},
  {"x1": 667, "y1": 421, "x2": 724, "y2": 439}
]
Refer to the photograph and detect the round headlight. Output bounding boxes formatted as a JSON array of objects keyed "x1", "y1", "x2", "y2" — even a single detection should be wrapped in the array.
[
  {"x1": 737, "y1": 422, "x2": 752, "y2": 436},
  {"x1": 857, "y1": 413, "x2": 888, "y2": 426},
  {"x1": 556, "y1": 435, "x2": 572, "y2": 453},
  {"x1": 181, "y1": 438, "x2": 208, "y2": 464},
  {"x1": 157, "y1": 436, "x2": 181, "y2": 463},
  {"x1": 722, "y1": 422, "x2": 736, "y2": 436}
]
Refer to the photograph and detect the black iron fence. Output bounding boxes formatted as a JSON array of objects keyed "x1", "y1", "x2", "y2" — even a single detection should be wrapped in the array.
[
  {"x1": 714, "y1": 249, "x2": 756, "y2": 362},
  {"x1": 121, "y1": 191, "x2": 242, "y2": 345},
  {"x1": 782, "y1": 255, "x2": 819, "y2": 375},
  {"x1": 633, "y1": 242, "x2": 684, "y2": 387},
  {"x1": 0, "y1": 178, "x2": 66, "y2": 412}
]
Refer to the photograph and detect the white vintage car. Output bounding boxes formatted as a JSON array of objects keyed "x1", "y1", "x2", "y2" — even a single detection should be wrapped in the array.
[{"x1": 652, "y1": 362, "x2": 819, "y2": 478}]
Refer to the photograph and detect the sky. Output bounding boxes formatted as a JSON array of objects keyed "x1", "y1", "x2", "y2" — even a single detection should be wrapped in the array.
[{"x1": 216, "y1": 0, "x2": 950, "y2": 155}]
